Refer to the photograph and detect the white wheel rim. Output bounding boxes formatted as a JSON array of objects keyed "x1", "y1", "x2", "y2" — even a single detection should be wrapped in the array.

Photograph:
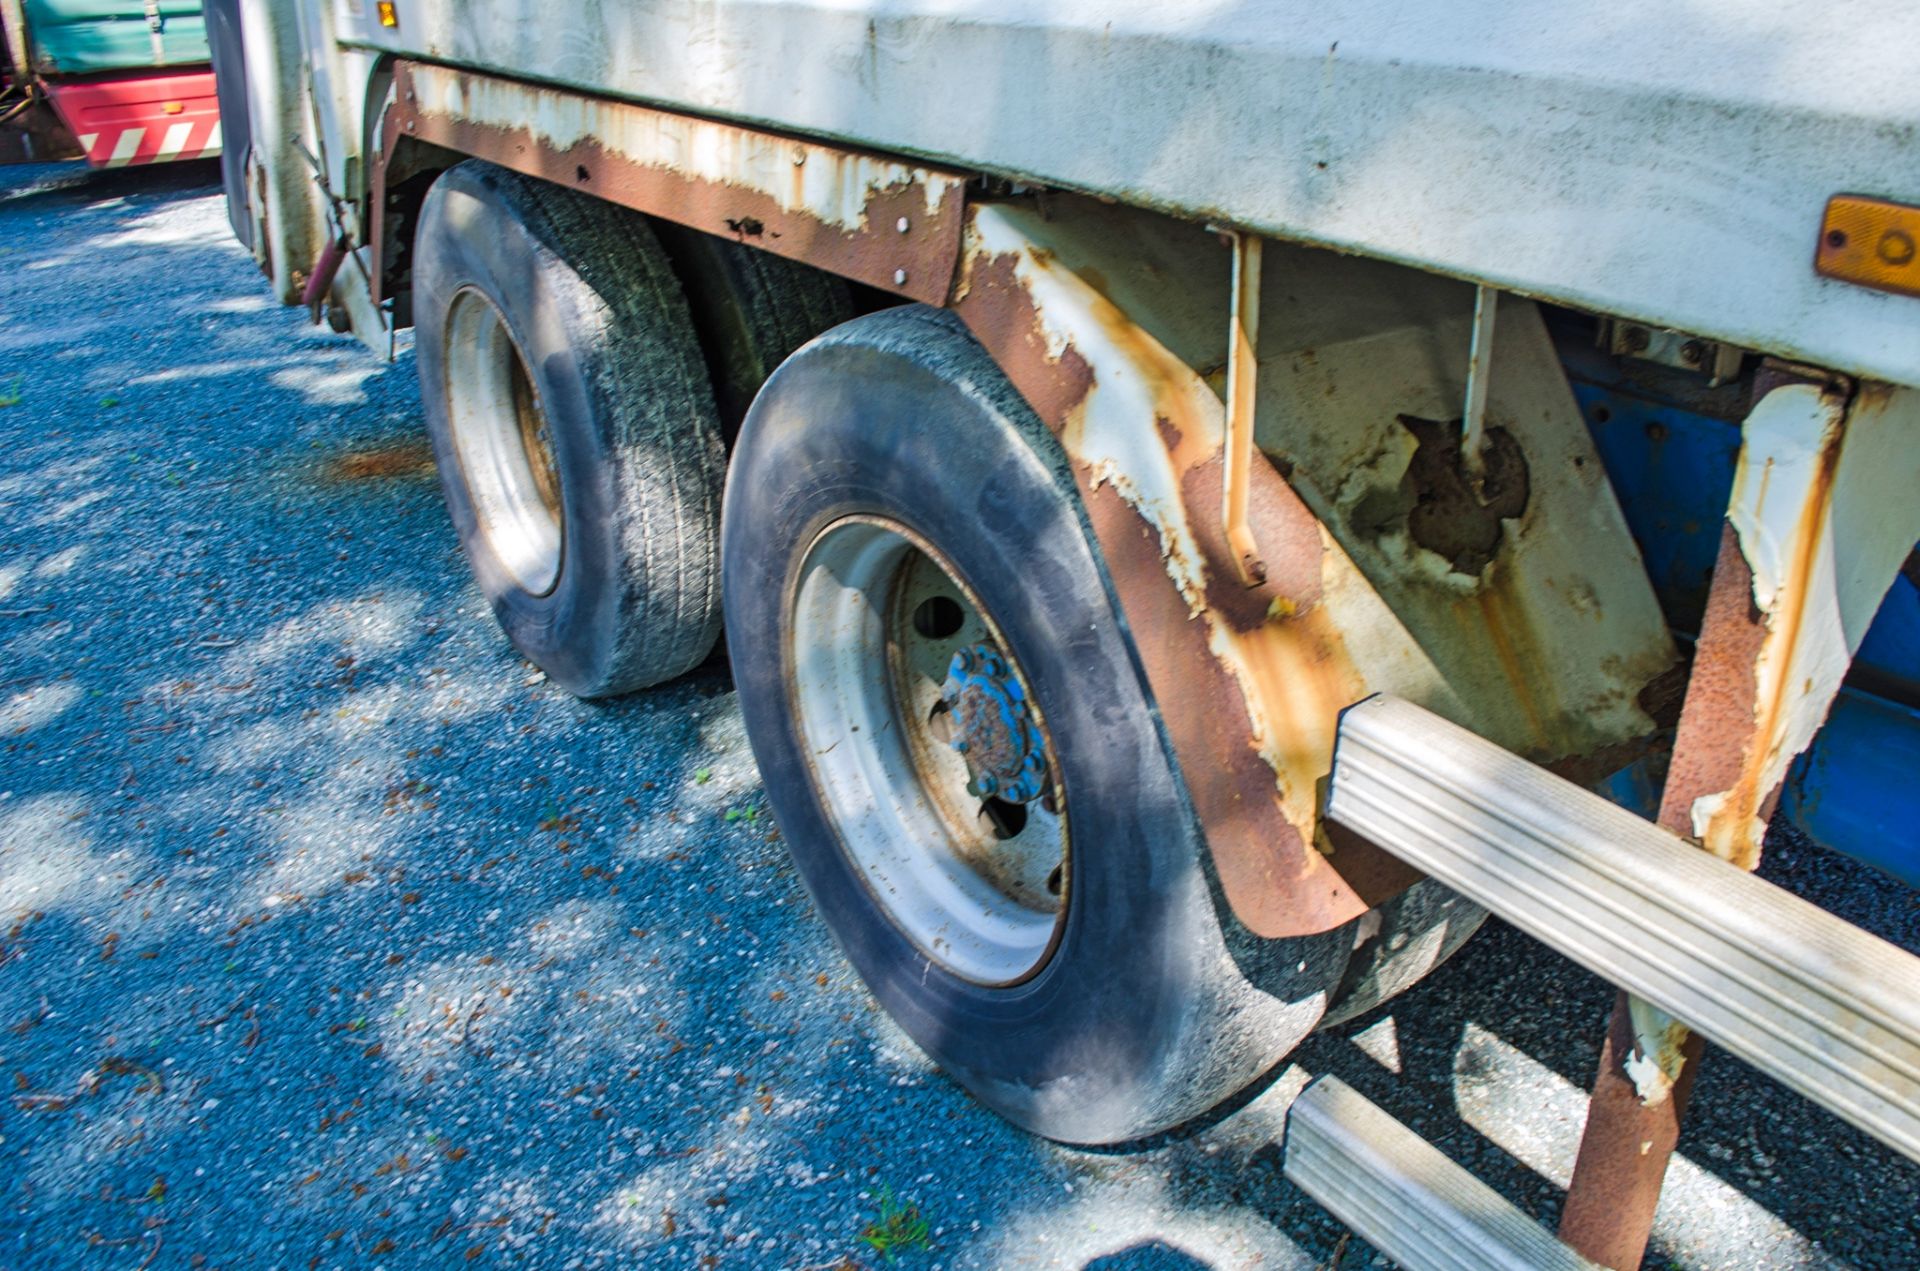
[
  {"x1": 788, "y1": 516, "x2": 1068, "y2": 986},
  {"x1": 443, "y1": 287, "x2": 564, "y2": 596}
]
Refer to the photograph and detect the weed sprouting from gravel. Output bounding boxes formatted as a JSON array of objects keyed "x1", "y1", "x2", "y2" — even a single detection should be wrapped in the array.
[{"x1": 859, "y1": 1185, "x2": 931, "y2": 1262}]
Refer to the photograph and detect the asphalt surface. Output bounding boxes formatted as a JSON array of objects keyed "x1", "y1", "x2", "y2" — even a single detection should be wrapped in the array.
[{"x1": 1, "y1": 159, "x2": 1915, "y2": 1271}]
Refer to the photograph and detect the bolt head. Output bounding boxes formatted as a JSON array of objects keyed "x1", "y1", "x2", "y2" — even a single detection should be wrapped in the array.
[
  {"x1": 896, "y1": 216, "x2": 911, "y2": 234},
  {"x1": 893, "y1": 268, "x2": 909, "y2": 287}
]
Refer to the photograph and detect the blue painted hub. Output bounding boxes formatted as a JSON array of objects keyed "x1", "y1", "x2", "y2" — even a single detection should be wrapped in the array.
[{"x1": 940, "y1": 643, "x2": 1048, "y2": 804}]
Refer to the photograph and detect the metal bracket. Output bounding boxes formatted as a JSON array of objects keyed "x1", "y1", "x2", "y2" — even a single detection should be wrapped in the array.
[
  {"x1": 1221, "y1": 228, "x2": 1266, "y2": 585},
  {"x1": 1603, "y1": 318, "x2": 1745, "y2": 385},
  {"x1": 1460, "y1": 284, "x2": 1498, "y2": 473},
  {"x1": 141, "y1": 0, "x2": 165, "y2": 63}
]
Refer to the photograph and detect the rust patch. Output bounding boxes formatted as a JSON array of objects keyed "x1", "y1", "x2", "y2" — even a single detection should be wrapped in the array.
[
  {"x1": 1180, "y1": 448, "x2": 1325, "y2": 633},
  {"x1": 956, "y1": 251, "x2": 1094, "y2": 430},
  {"x1": 1669, "y1": 385, "x2": 1846, "y2": 870},
  {"x1": 1077, "y1": 474, "x2": 1391, "y2": 932},
  {"x1": 1560, "y1": 990, "x2": 1707, "y2": 1269},
  {"x1": 1399, "y1": 415, "x2": 1530, "y2": 575},
  {"x1": 384, "y1": 62, "x2": 966, "y2": 308},
  {"x1": 1695, "y1": 405, "x2": 1844, "y2": 867},
  {"x1": 321, "y1": 442, "x2": 437, "y2": 483},
  {"x1": 1656, "y1": 525, "x2": 1767, "y2": 843}
]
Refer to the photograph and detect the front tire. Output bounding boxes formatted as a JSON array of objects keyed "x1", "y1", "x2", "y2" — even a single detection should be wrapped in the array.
[{"x1": 723, "y1": 307, "x2": 1352, "y2": 1144}]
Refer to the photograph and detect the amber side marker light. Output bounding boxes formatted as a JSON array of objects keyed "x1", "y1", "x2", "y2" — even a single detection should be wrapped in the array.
[
  {"x1": 1816, "y1": 194, "x2": 1920, "y2": 299},
  {"x1": 376, "y1": 0, "x2": 398, "y2": 27}
]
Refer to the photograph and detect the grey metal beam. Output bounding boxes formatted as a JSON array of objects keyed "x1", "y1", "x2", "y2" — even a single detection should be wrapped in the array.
[
  {"x1": 1285, "y1": 1076, "x2": 1598, "y2": 1271},
  {"x1": 1327, "y1": 694, "x2": 1920, "y2": 1164}
]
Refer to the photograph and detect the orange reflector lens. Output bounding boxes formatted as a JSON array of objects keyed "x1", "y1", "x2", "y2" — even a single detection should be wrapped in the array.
[
  {"x1": 376, "y1": 0, "x2": 398, "y2": 26},
  {"x1": 161, "y1": 101, "x2": 183, "y2": 115},
  {"x1": 1816, "y1": 194, "x2": 1920, "y2": 299}
]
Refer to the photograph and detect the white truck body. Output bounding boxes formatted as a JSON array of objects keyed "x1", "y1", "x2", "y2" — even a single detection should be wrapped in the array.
[{"x1": 296, "y1": 0, "x2": 1920, "y2": 387}]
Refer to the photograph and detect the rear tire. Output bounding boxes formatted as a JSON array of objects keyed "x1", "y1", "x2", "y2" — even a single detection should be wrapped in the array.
[
  {"x1": 1320, "y1": 880, "x2": 1485, "y2": 1028},
  {"x1": 723, "y1": 306, "x2": 1353, "y2": 1145},
  {"x1": 414, "y1": 161, "x2": 724, "y2": 696},
  {"x1": 652, "y1": 222, "x2": 856, "y2": 438}
]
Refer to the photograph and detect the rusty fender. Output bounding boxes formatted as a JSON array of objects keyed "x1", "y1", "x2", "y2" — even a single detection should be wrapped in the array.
[
  {"x1": 374, "y1": 61, "x2": 968, "y2": 307},
  {"x1": 952, "y1": 201, "x2": 1422, "y2": 938}
]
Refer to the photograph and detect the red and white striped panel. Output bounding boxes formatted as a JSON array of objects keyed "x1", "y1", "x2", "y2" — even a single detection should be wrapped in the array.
[{"x1": 45, "y1": 69, "x2": 222, "y2": 169}]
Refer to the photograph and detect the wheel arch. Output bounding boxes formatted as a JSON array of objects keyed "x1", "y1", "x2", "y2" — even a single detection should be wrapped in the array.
[{"x1": 951, "y1": 192, "x2": 1680, "y2": 939}]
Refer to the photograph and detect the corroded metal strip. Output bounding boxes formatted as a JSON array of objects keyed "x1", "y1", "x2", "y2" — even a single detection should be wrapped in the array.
[
  {"x1": 1687, "y1": 377, "x2": 1920, "y2": 869},
  {"x1": 1561, "y1": 374, "x2": 1920, "y2": 1269},
  {"x1": 381, "y1": 61, "x2": 967, "y2": 306}
]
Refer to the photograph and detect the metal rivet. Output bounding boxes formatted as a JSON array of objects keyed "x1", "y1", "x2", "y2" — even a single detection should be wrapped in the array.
[
  {"x1": 893, "y1": 268, "x2": 909, "y2": 287},
  {"x1": 404, "y1": 120, "x2": 415, "y2": 132},
  {"x1": 896, "y1": 216, "x2": 910, "y2": 234},
  {"x1": 792, "y1": 148, "x2": 806, "y2": 166}
]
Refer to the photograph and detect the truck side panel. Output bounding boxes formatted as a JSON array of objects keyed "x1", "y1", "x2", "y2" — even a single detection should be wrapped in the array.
[{"x1": 336, "y1": 0, "x2": 1920, "y2": 390}]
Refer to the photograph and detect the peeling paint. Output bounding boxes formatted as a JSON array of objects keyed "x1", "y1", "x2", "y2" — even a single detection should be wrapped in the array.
[
  {"x1": 419, "y1": 66, "x2": 960, "y2": 227},
  {"x1": 382, "y1": 62, "x2": 967, "y2": 306},
  {"x1": 1691, "y1": 380, "x2": 1920, "y2": 867},
  {"x1": 1623, "y1": 997, "x2": 1690, "y2": 1107}
]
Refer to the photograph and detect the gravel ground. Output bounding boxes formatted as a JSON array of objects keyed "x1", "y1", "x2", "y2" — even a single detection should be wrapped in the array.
[{"x1": 1, "y1": 160, "x2": 1915, "y2": 1271}]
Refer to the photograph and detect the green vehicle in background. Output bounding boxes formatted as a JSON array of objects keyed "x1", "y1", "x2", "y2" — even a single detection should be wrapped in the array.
[{"x1": 2, "y1": 0, "x2": 220, "y2": 167}]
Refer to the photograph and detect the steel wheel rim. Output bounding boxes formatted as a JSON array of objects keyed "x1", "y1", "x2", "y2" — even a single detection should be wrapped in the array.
[
  {"x1": 788, "y1": 516, "x2": 1068, "y2": 986},
  {"x1": 443, "y1": 287, "x2": 564, "y2": 595}
]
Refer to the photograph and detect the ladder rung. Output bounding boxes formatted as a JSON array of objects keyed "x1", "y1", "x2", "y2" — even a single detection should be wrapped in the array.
[
  {"x1": 1285, "y1": 1076, "x2": 1598, "y2": 1271},
  {"x1": 1327, "y1": 694, "x2": 1920, "y2": 1164}
]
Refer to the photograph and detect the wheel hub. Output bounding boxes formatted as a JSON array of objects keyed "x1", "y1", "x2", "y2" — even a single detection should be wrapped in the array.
[{"x1": 941, "y1": 642, "x2": 1049, "y2": 804}]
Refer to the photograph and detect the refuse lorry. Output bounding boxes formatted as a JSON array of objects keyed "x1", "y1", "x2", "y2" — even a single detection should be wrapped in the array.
[
  {"x1": 0, "y1": 0, "x2": 220, "y2": 167},
  {"x1": 210, "y1": 5, "x2": 1920, "y2": 1267}
]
